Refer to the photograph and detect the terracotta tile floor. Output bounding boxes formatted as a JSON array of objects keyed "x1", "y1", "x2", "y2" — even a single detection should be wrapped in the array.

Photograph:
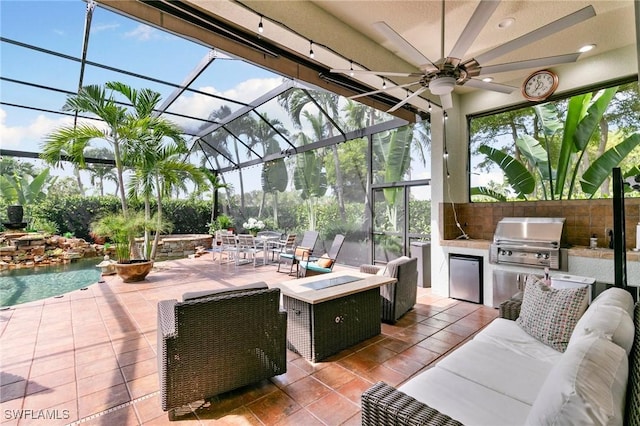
[{"x1": 0, "y1": 255, "x2": 498, "y2": 425}]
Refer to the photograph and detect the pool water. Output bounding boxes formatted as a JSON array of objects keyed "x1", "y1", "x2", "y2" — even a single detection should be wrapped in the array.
[{"x1": 0, "y1": 258, "x2": 102, "y2": 307}]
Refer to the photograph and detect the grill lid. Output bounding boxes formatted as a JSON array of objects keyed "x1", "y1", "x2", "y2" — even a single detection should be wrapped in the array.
[{"x1": 493, "y1": 217, "x2": 565, "y2": 247}]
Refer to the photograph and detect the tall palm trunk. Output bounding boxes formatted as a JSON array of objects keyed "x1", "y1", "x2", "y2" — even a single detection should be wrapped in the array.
[
  {"x1": 151, "y1": 175, "x2": 163, "y2": 260},
  {"x1": 113, "y1": 138, "x2": 140, "y2": 259}
]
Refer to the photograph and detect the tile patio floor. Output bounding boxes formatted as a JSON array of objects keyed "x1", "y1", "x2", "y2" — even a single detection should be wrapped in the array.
[{"x1": 0, "y1": 254, "x2": 498, "y2": 425}]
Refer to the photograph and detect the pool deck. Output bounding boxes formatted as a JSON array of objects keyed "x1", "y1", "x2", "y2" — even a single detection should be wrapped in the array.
[{"x1": 0, "y1": 254, "x2": 497, "y2": 425}]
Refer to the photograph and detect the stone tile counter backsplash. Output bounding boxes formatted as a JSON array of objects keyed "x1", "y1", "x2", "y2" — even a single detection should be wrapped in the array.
[{"x1": 441, "y1": 199, "x2": 640, "y2": 250}]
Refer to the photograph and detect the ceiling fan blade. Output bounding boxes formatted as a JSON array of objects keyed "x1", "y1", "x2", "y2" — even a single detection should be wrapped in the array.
[
  {"x1": 330, "y1": 68, "x2": 422, "y2": 78},
  {"x1": 373, "y1": 21, "x2": 437, "y2": 70},
  {"x1": 477, "y1": 53, "x2": 581, "y2": 75},
  {"x1": 387, "y1": 86, "x2": 428, "y2": 113},
  {"x1": 474, "y1": 5, "x2": 596, "y2": 65},
  {"x1": 440, "y1": 93, "x2": 453, "y2": 110},
  {"x1": 448, "y1": 0, "x2": 500, "y2": 61},
  {"x1": 349, "y1": 81, "x2": 421, "y2": 100},
  {"x1": 463, "y1": 78, "x2": 516, "y2": 94}
]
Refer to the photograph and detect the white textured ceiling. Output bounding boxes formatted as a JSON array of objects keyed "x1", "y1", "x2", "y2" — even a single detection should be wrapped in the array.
[{"x1": 155, "y1": 1, "x2": 638, "y2": 112}]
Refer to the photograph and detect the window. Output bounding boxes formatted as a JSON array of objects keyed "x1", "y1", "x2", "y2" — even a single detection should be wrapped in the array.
[{"x1": 469, "y1": 81, "x2": 640, "y2": 202}]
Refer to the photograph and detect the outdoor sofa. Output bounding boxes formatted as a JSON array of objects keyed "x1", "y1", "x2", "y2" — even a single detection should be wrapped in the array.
[{"x1": 362, "y1": 281, "x2": 640, "y2": 425}]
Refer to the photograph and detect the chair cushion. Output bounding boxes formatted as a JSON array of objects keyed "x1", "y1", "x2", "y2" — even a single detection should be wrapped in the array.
[
  {"x1": 182, "y1": 282, "x2": 268, "y2": 301},
  {"x1": 516, "y1": 279, "x2": 588, "y2": 352},
  {"x1": 299, "y1": 261, "x2": 331, "y2": 273},
  {"x1": 316, "y1": 253, "x2": 333, "y2": 268},
  {"x1": 526, "y1": 335, "x2": 628, "y2": 426},
  {"x1": 569, "y1": 302, "x2": 634, "y2": 355},
  {"x1": 590, "y1": 287, "x2": 635, "y2": 317}
]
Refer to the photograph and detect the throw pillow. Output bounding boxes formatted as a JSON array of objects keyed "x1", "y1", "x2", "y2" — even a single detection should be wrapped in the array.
[
  {"x1": 316, "y1": 253, "x2": 333, "y2": 268},
  {"x1": 294, "y1": 246, "x2": 310, "y2": 258},
  {"x1": 516, "y1": 279, "x2": 589, "y2": 352},
  {"x1": 526, "y1": 335, "x2": 628, "y2": 426}
]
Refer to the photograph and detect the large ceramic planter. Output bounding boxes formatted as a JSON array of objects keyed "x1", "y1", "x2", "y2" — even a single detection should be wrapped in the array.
[
  {"x1": 114, "y1": 260, "x2": 153, "y2": 283},
  {"x1": 7, "y1": 205, "x2": 24, "y2": 223}
]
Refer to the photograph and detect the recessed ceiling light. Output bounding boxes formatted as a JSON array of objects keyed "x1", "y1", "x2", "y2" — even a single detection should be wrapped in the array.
[
  {"x1": 482, "y1": 77, "x2": 494, "y2": 82},
  {"x1": 578, "y1": 44, "x2": 596, "y2": 53},
  {"x1": 498, "y1": 17, "x2": 515, "y2": 29}
]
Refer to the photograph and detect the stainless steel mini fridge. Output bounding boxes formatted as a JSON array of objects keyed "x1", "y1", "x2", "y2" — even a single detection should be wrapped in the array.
[{"x1": 449, "y1": 255, "x2": 483, "y2": 304}]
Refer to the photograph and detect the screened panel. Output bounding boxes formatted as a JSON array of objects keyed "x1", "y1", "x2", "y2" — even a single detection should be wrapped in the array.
[
  {"x1": 372, "y1": 122, "x2": 431, "y2": 184},
  {"x1": 0, "y1": 1, "x2": 85, "y2": 56}
]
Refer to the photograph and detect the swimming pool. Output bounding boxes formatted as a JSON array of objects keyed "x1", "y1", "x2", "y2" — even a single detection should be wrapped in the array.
[{"x1": 0, "y1": 258, "x2": 102, "y2": 307}]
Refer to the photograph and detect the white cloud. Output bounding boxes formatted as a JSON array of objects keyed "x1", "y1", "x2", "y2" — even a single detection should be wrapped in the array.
[
  {"x1": 124, "y1": 24, "x2": 157, "y2": 41},
  {"x1": 0, "y1": 109, "x2": 75, "y2": 152},
  {"x1": 91, "y1": 23, "x2": 120, "y2": 33}
]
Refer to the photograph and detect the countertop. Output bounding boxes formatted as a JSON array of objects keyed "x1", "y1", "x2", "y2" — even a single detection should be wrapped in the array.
[{"x1": 440, "y1": 239, "x2": 640, "y2": 262}]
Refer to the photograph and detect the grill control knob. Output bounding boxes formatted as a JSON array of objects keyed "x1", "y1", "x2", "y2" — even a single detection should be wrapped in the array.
[
  {"x1": 535, "y1": 253, "x2": 542, "y2": 259},
  {"x1": 543, "y1": 253, "x2": 549, "y2": 259}
]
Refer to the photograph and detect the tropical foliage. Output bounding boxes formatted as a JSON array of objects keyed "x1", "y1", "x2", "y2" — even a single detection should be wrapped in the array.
[{"x1": 471, "y1": 83, "x2": 640, "y2": 201}]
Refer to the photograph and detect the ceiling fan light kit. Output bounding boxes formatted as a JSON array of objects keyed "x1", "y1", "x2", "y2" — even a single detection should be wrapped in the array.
[{"x1": 330, "y1": 0, "x2": 597, "y2": 112}]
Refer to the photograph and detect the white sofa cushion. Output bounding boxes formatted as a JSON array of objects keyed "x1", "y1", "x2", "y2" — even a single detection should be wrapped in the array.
[
  {"x1": 526, "y1": 335, "x2": 629, "y2": 426},
  {"x1": 590, "y1": 287, "x2": 635, "y2": 317},
  {"x1": 570, "y1": 302, "x2": 635, "y2": 355},
  {"x1": 399, "y1": 366, "x2": 532, "y2": 426},
  {"x1": 474, "y1": 318, "x2": 563, "y2": 363},
  {"x1": 436, "y1": 339, "x2": 554, "y2": 405},
  {"x1": 516, "y1": 279, "x2": 589, "y2": 352}
]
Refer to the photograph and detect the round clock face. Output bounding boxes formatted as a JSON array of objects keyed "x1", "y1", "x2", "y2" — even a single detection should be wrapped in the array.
[{"x1": 522, "y1": 70, "x2": 558, "y2": 101}]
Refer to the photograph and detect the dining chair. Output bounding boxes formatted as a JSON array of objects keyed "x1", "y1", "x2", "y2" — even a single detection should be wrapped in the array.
[
  {"x1": 237, "y1": 234, "x2": 259, "y2": 266},
  {"x1": 219, "y1": 234, "x2": 238, "y2": 264},
  {"x1": 270, "y1": 233, "x2": 297, "y2": 262},
  {"x1": 299, "y1": 234, "x2": 345, "y2": 277},
  {"x1": 277, "y1": 230, "x2": 319, "y2": 276}
]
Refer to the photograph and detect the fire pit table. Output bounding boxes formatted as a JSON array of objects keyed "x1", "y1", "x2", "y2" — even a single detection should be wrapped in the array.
[{"x1": 270, "y1": 271, "x2": 396, "y2": 362}]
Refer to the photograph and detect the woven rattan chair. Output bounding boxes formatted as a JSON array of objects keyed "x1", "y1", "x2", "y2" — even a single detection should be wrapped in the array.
[
  {"x1": 157, "y1": 283, "x2": 287, "y2": 412},
  {"x1": 360, "y1": 256, "x2": 418, "y2": 323}
]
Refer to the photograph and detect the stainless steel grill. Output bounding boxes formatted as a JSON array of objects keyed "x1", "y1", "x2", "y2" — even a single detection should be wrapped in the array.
[{"x1": 489, "y1": 217, "x2": 566, "y2": 270}]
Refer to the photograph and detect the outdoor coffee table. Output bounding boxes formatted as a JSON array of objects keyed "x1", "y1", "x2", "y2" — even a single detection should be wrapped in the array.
[{"x1": 270, "y1": 271, "x2": 397, "y2": 362}]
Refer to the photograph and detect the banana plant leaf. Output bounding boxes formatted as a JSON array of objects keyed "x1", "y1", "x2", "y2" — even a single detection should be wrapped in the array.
[
  {"x1": 478, "y1": 145, "x2": 535, "y2": 197},
  {"x1": 516, "y1": 135, "x2": 552, "y2": 180},
  {"x1": 470, "y1": 186, "x2": 507, "y2": 202},
  {"x1": 554, "y1": 93, "x2": 591, "y2": 196},
  {"x1": 533, "y1": 103, "x2": 563, "y2": 137},
  {"x1": 580, "y1": 133, "x2": 640, "y2": 196}
]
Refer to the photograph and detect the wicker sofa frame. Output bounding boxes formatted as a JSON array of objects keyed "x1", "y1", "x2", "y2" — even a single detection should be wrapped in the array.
[
  {"x1": 157, "y1": 285, "x2": 287, "y2": 412},
  {"x1": 361, "y1": 296, "x2": 640, "y2": 426},
  {"x1": 360, "y1": 256, "x2": 418, "y2": 323}
]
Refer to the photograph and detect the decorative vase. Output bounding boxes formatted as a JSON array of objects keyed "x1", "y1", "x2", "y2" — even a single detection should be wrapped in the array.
[
  {"x1": 114, "y1": 260, "x2": 153, "y2": 283},
  {"x1": 7, "y1": 205, "x2": 24, "y2": 223},
  {"x1": 250, "y1": 230, "x2": 258, "y2": 237}
]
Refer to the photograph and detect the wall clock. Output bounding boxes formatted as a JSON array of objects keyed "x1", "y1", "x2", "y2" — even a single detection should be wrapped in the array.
[{"x1": 521, "y1": 70, "x2": 559, "y2": 101}]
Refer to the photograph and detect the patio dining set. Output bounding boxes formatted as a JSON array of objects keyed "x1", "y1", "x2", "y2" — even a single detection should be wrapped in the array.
[{"x1": 210, "y1": 229, "x2": 345, "y2": 278}]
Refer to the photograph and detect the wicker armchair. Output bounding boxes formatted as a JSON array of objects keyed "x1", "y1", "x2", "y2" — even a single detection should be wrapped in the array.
[
  {"x1": 157, "y1": 283, "x2": 287, "y2": 412},
  {"x1": 360, "y1": 256, "x2": 418, "y2": 323}
]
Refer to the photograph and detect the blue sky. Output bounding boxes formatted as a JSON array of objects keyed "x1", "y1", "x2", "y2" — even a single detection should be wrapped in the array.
[{"x1": 0, "y1": 0, "x2": 432, "y2": 199}]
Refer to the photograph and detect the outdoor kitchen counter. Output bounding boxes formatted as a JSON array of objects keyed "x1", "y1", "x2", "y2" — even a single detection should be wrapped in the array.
[
  {"x1": 440, "y1": 239, "x2": 640, "y2": 291},
  {"x1": 440, "y1": 239, "x2": 640, "y2": 262}
]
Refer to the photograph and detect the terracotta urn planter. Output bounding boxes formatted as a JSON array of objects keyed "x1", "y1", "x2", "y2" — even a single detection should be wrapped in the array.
[{"x1": 114, "y1": 260, "x2": 153, "y2": 283}]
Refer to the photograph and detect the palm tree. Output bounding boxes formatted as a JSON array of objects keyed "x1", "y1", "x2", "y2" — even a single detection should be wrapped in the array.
[
  {"x1": 246, "y1": 113, "x2": 289, "y2": 224},
  {"x1": 292, "y1": 111, "x2": 328, "y2": 230},
  {"x1": 41, "y1": 81, "x2": 185, "y2": 257},
  {"x1": 84, "y1": 147, "x2": 117, "y2": 196},
  {"x1": 279, "y1": 89, "x2": 347, "y2": 221},
  {"x1": 128, "y1": 138, "x2": 208, "y2": 260}
]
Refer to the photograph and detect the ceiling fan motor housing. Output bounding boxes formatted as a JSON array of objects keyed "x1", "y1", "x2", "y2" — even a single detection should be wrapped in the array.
[{"x1": 429, "y1": 76, "x2": 456, "y2": 95}]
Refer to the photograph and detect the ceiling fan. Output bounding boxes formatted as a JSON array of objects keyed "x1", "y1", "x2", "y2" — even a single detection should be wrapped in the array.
[{"x1": 330, "y1": 0, "x2": 596, "y2": 111}]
